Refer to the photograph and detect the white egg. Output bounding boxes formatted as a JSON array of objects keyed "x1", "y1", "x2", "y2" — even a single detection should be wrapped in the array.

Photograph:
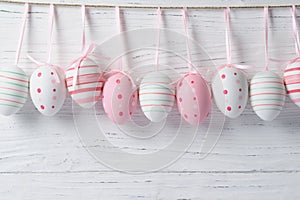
[
  {"x1": 250, "y1": 71, "x2": 285, "y2": 121},
  {"x1": 65, "y1": 58, "x2": 104, "y2": 108},
  {"x1": 30, "y1": 65, "x2": 66, "y2": 116},
  {"x1": 139, "y1": 71, "x2": 175, "y2": 122},
  {"x1": 0, "y1": 66, "x2": 29, "y2": 116},
  {"x1": 212, "y1": 67, "x2": 248, "y2": 118}
]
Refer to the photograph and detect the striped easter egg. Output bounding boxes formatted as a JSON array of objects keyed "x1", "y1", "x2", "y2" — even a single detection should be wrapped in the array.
[
  {"x1": 139, "y1": 71, "x2": 175, "y2": 122},
  {"x1": 284, "y1": 60, "x2": 300, "y2": 107},
  {"x1": 250, "y1": 71, "x2": 285, "y2": 121},
  {"x1": 0, "y1": 66, "x2": 28, "y2": 116},
  {"x1": 65, "y1": 58, "x2": 104, "y2": 108}
]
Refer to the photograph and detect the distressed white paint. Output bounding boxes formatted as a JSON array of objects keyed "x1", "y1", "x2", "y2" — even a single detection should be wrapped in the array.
[{"x1": 0, "y1": 0, "x2": 300, "y2": 199}]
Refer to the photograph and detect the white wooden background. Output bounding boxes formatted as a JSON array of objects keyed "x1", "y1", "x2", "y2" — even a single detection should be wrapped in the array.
[{"x1": 1, "y1": 0, "x2": 300, "y2": 199}]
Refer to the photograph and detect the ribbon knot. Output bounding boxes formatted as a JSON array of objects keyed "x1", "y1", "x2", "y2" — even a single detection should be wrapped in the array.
[{"x1": 69, "y1": 44, "x2": 110, "y2": 90}]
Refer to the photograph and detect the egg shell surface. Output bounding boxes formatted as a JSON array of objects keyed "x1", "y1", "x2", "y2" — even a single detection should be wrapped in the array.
[
  {"x1": 212, "y1": 67, "x2": 248, "y2": 118},
  {"x1": 0, "y1": 66, "x2": 29, "y2": 116},
  {"x1": 284, "y1": 61, "x2": 300, "y2": 108},
  {"x1": 30, "y1": 65, "x2": 66, "y2": 116},
  {"x1": 65, "y1": 58, "x2": 104, "y2": 108},
  {"x1": 102, "y1": 71, "x2": 138, "y2": 124},
  {"x1": 139, "y1": 71, "x2": 175, "y2": 122},
  {"x1": 176, "y1": 73, "x2": 211, "y2": 125},
  {"x1": 250, "y1": 71, "x2": 285, "y2": 121}
]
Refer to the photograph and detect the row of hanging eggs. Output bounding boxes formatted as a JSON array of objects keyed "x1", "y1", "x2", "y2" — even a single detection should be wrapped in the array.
[{"x1": 1, "y1": 59, "x2": 300, "y2": 124}]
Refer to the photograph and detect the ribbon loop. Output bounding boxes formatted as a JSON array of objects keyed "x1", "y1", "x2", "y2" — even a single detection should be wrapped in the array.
[
  {"x1": 292, "y1": 5, "x2": 300, "y2": 57},
  {"x1": 155, "y1": 7, "x2": 162, "y2": 71},
  {"x1": 225, "y1": 7, "x2": 232, "y2": 65},
  {"x1": 15, "y1": 3, "x2": 29, "y2": 66},
  {"x1": 182, "y1": 7, "x2": 195, "y2": 73}
]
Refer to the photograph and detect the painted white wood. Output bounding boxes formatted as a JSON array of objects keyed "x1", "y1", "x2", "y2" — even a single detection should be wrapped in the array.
[
  {"x1": 2, "y1": 0, "x2": 300, "y2": 8},
  {"x1": 0, "y1": 0, "x2": 300, "y2": 199}
]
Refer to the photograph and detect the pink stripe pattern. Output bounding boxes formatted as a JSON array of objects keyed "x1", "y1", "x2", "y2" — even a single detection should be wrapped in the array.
[
  {"x1": 250, "y1": 71, "x2": 285, "y2": 121},
  {"x1": 65, "y1": 59, "x2": 103, "y2": 108},
  {"x1": 284, "y1": 61, "x2": 300, "y2": 107}
]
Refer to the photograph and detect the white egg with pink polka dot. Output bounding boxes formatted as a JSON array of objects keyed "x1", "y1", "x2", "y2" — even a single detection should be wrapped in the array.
[
  {"x1": 30, "y1": 65, "x2": 66, "y2": 116},
  {"x1": 212, "y1": 67, "x2": 248, "y2": 118}
]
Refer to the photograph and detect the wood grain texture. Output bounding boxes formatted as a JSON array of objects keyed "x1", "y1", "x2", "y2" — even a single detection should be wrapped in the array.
[{"x1": 0, "y1": 1, "x2": 300, "y2": 199}]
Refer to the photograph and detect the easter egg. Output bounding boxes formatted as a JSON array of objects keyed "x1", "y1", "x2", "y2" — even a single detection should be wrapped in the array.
[
  {"x1": 30, "y1": 65, "x2": 66, "y2": 116},
  {"x1": 284, "y1": 60, "x2": 300, "y2": 107},
  {"x1": 102, "y1": 71, "x2": 138, "y2": 124},
  {"x1": 250, "y1": 71, "x2": 285, "y2": 121},
  {"x1": 0, "y1": 66, "x2": 29, "y2": 116},
  {"x1": 212, "y1": 67, "x2": 248, "y2": 118},
  {"x1": 65, "y1": 58, "x2": 104, "y2": 108},
  {"x1": 176, "y1": 73, "x2": 211, "y2": 125},
  {"x1": 139, "y1": 71, "x2": 175, "y2": 122}
]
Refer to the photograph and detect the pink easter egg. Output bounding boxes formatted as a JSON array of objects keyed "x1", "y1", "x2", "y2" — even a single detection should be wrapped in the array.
[
  {"x1": 65, "y1": 58, "x2": 104, "y2": 108},
  {"x1": 30, "y1": 65, "x2": 66, "y2": 116},
  {"x1": 176, "y1": 73, "x2": 211, "y2": 125},
  {"x1": 102, "y1": 71, "x2": 138, "y2": 124}
]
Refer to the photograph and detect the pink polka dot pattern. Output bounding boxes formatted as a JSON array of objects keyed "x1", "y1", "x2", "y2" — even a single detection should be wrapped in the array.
[
  {"x1": 212, "y1": 67, "x2": 248, "y2": 118},
  {"x1": 102, "y1": 71, "x2": 138, "y2": 124},
  {"x1": 65, "y1": 58, "x2": 104, "y2": 109},
  {"x1": 176, "y1": 73, "x2": 211, "y2": 125},
  {"x1": 30, "y1": 65, "x2": 66, "y2": 116}
]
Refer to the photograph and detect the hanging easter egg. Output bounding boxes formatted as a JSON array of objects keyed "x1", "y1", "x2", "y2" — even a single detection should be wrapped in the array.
[
  {"x1": 250, "y1": 71, "x2": 285, "y2": 121},
  {"x1": 139, "y1": 71, "x2": 175, "y2": 122},
  {"x1": 65, "y1": 58, "x2": 104, "y2": 109},
  {"x1": 212, "y1": 67, "x2": 248, "y2": 118},
  {"x1": 176, "y1": 73, "x2": 211, "y2": 125},
  {"x1": 0, "y1": 66, "x2": 29, "y2": 116},
  {"x1": 284, "y1": 60, "x2": 300, "y2": 108},
  {"x1": 30, "y1": 65, "x2": 66, "y2": 116},
  {"x1": 102, "y1": 71, "x2": 138, "y2": 124}
]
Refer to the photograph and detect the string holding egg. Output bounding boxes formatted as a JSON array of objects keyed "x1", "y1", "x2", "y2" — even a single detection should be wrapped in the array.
[
  {"x1": 176, "y1": 8, "x2": 211, "y2": 125},
  {"x1": 250, "y1": 7, "x2": 285, "y2": 121},
  {"x1": 0, "y1": 3, "x2": 29, "y2": 116},
  {"x1": 29, "y1": 4, "x2": 67, "y2": 117},
  {"x1": 65, "y1": 6, "x2": 105, "y2": 109},
  {"x1": 139, "y1": 7, "x2": 175, "y2": 123},
  {"x1": 212, "y1": 7, "x2": 249, "y2": 118},
  {"x1": 102, "y1": 6, "x2": 138, "y2": 124}
]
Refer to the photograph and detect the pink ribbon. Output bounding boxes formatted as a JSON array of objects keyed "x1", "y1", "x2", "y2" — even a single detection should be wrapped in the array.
[
  {"x1": 182, "y1": 7, "x2": 196, "y2": 73},
  {"x1": 81, "y1": 5, "x2": 86, "y2": 52},
  {"x1": 264, "y1": 6, "x2": 269, "y2": 71},
  {"x1": 155, "y1": 7, "x2": 162, "y2": 71},
  {"x1": 215, "y1": 7, "x2": 254, "y2": 74},
  {"x1": 269, "y1": 5, "x2": 300, "y2": 68},
  {"x1": 28, "y1": 4, "x2": 62, "y2": 84},
  {"x1": 28, "y1": 4, "x2": 55, "y2": 66},
  {"x1": 292, "y1": 5, "x2": 300, "y2": 57},
  {"x1": 15, "y1": 3, "x2": 29, "y2": 66},
  {"x1": 115, "y1": 6, "x2": 123, "y2": 71},
  {"x1": 68, "y1": 5, "x2": 110, "y2": 90}
]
